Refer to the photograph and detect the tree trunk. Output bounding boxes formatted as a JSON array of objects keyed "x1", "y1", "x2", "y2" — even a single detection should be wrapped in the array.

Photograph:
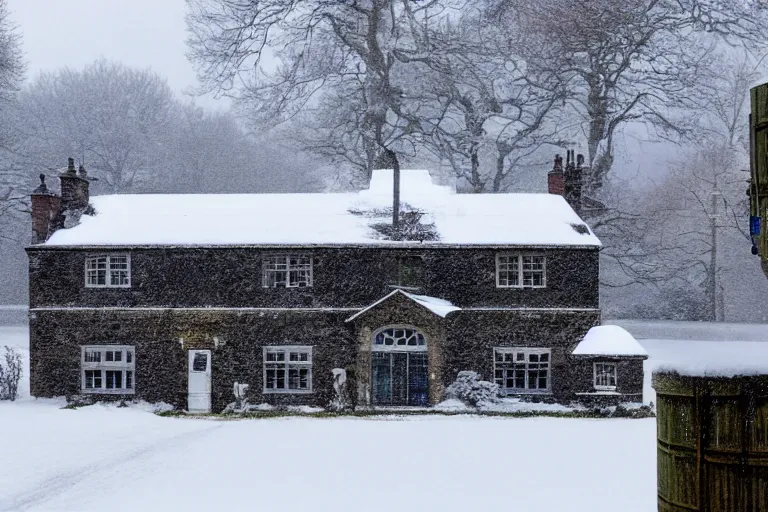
[
  {"x1": 710, "y1": 188, "x2": 718, "y2": 322},
  {"x1": 391, "y1": 149, "x2": 400, "y2": 227}
]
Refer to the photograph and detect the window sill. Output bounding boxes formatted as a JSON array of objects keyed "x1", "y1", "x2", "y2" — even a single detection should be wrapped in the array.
[
  {"x1": 386, "y1": 284, "x2": 423, "y2": 292},
  {"x1": 262, "y1": 389, "x2": 313, "y2": 394},
  {"x1": 84, "y1": 285, "x2": 132, "y2": 289},
  {"x1": 496, "y1": 286, "x2": 547, "y2": 290},
  {"x1": 82, "y1": 389, "x2": 135, "y2": 395},
  {"x1": 499, "y1": 390, "x2": 552, "y2": 396}
]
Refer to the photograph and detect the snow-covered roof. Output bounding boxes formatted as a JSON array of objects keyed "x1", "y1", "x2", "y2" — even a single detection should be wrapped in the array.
[
  {"x1": 42, "y1": 169, "x2": 601, "y2": 247},
  {"x1": 572, "y1": 325, "x2": 648, "y2": 358},
  {"x1": 345, "y1": 289, "x2": 460, "y2": 322},
  {"x1": 653, "y1": 351, "x2": 768, "y2": 378}
]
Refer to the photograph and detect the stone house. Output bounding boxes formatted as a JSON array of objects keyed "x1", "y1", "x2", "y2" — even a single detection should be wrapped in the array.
[{"x1": 26, "y1": 157, "x2": 646, "y2": 412}]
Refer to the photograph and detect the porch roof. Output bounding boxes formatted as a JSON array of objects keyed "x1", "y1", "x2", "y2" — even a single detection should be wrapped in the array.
[
  {"x1": 572, "y1": 325, "x2": 648, "y2": 358},
  {"x1": 345, "y1": 289, "x2": 461, "y2": 322}
]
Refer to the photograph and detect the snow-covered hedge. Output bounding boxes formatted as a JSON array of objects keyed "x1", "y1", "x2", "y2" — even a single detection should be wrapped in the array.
[{"x1": 444, "y1": 371, "x2": 500, "y2": 406}]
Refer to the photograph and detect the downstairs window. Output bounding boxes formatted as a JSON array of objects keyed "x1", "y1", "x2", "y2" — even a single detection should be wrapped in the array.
[
  {"x1": 263, "y1": 346, "x2": 313, "y2": 393},
  {"x1": 594, "y1": 362, "x2": 617, "y2": 391},
  {"x1": 81, "y1": 345, "x2": 135, "y2": 394},
  {"x1": 493, "y1": 348, "x2": 551, "y2": 393}
]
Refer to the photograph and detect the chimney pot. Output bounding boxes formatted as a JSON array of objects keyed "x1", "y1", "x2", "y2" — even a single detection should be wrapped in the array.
[
  {"x1": 59, "y1": 157, "x2": 90, "y2": 212},
  {"x1": 78, "y1": 164, "x2": 87, "y2": 178},
  {"x1": 31, "y1": 174, "x2": 61, "y2": 244}
]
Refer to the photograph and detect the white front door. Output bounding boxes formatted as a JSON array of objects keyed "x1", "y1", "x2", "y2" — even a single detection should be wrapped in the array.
[{"x1": 188, "y1": 350, "x2": 211, "y2": 413}]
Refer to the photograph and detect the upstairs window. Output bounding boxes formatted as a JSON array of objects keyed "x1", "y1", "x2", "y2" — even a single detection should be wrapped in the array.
[
  {"x1": 81, "y1": 345, "x2": 135, "y2": 394},
  {"x1": 262, "y1": 255, "x2": 313, "y2": 288},
  {"x1": 594, "y1": 362, "x2": 617, "y2": 391},
  {"x1": 85, "y1": 254, "x2": 131, "y2": 288},
  {"x1": 389, "y1": 256, "x2": 424, "y2": 290},
  {"x1": 496, "y1": 254, "x2": 546, "y2": 288},
  {"x1": 263, "y1": 346, "x2": 312, "y2": 393}
]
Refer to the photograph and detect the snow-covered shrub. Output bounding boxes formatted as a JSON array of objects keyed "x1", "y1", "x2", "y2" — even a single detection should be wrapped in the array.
[
  {"x1": 0, "y1": 346, "x2": 22, "y2": 401},
  {"x1": 612, "y1": 403, "x2": 655, "y2": 419},
  {"x1": 444, "y1": 371, "x2": 500, "y2": 407},
  {"x1": 64, "y1": 394, "x2": 95, "y2": 408}
]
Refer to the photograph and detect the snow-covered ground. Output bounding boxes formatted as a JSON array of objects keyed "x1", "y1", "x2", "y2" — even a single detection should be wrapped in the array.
[{"x1": 1, "y1": 321, "x2": 767, "y2": 511}]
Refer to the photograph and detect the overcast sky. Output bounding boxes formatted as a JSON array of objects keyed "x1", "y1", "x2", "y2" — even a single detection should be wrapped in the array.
[
  {"x1": 4, "y1": 0, "x2": 702, "y2": 182},
  {"x1": 7, "y1": 0, "x2": 225, "y2": 108}
]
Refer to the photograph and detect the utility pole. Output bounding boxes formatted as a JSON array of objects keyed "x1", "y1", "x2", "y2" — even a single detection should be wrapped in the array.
[{"x1": 710, "y1": 183, "x2": 721, "y2": 322}]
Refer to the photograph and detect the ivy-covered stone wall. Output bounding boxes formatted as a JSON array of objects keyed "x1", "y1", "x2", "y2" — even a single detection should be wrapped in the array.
[{"x1": 27, "y1": 246, "x2": 599, "y2": 309}]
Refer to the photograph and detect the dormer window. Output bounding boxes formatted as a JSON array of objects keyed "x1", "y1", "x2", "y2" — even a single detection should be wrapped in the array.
[
  {"x1": 262, "y1": 255, "x2": 313, "y2": 288},
  {"x1": 85, "y1": 254, "x2": 131, "y2": 288},
  {"x1": 496, "y1": 254, "x2": 546, "y2": 288}
]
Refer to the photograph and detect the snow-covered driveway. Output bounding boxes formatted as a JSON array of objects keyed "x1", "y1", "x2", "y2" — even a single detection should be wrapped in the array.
[{"x1": 0, "y1": 402, "x2": 657, "y2": 512}]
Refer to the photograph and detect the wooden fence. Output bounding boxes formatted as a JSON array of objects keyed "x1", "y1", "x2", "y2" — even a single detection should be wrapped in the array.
[{"x1": 654, "y1": 371, "x2": 768, "y2": 511}]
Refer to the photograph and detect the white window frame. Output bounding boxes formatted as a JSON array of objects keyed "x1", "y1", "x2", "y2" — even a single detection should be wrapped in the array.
[
  {"x1": 262, "y1": 255, "x2": 313, "y2": 288},
  {"x1": 593, "y1": 362, "x2": 618, "y2": 391},
  {"x1": 263, "y1": 346, "x2": 313, "y2": 393},
  {"x1": 81, "y1": 345, "x2": 135, "y2": 394},
  {"x1": 85, "y1": 254, "x2": 131, "y2": 288},
  {"x1": 493, "y1": 347, "x2": 552, "y2": 394},
  {"x1": 372, "y1": 326, "x2": 428, "y2": 352},
  {"x1": 495, "y1": 253, "x2": 546, "y2": 289}
]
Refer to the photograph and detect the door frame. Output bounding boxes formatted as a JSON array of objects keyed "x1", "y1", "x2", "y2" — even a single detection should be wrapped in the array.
[
  {"x1": 370, "y1": 325, "x2": 429, "y2": 407},
  {"x1": 187, "y1": 349, "x2": 212, "y2": 413}
]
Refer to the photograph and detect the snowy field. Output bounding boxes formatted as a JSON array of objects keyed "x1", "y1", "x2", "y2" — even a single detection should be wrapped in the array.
[{"x1": 1, "y1": 321, "x2": 767, "y2": 511}]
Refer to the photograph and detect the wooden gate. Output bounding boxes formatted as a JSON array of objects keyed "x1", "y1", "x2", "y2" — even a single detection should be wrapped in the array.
[{"x1": 654, "y1": 372, "x2": 768, "y2": 511}]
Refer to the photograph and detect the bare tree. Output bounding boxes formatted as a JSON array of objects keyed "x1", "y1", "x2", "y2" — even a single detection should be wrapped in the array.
[
  {"x1": 415, "y1": 5, "x2": 569, "y2": 192},
  {"x1": 187, "y1": 0, "x2": 455, "y2": 226},
  {"x1": 0, "y1": 345, "x2": 22, "y2": 401},
  {"x1": 0, "y1": 0, "x2": 23, "y2": 105},
  {"x1": 157, "y1": 102, "x2": 321, "y2": 194},
  {"x1": 15, "y1": 59, "x2": 175, "y2": 193},
  {"x1": 634, "y1": 53, "x2": 759, "y2": 321},
  {"x1": 0, "y1": 0, "x2": 25, "y2": 241},
  {"x1": 496, "y1": 0, "x2": 765, "y2": 193}
]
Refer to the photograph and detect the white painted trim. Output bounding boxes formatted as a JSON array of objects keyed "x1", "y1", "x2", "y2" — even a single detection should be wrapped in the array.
[
  {"x1": 371, "y1": 325, "x2": 428, "y2": 352},
  {"x1": 31, "y1": 306, "x2": 360, "y2": 312},
  {"x1": 84, "y1": 253, "x2": 131, "y2": 288},
  {"x1": 30, "y1": 243, "x2": 602, "y2": 251},
  {"x1": 345, "y1": 289, "x2": 403, "y2": 322},
  {"x1": 30, "y1": 306, "x2": 600, "y2": 313},
  {"x1": 345, "y1": 289, "x2": 461, "y2": 322},
  {"x1": 262, "y1": 346, "x2": 313, "y2": 394}
]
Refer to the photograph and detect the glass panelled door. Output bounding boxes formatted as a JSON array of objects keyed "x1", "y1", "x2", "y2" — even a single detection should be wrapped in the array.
[{"x1": 371, "y1": 351, "x2": 429, "y2": 406}]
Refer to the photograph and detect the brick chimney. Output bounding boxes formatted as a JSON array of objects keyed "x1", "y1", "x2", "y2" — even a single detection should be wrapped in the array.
[
  {"x1": 548, "y1": 154, "x2": 565, "y2": 195},
  {"x1": 30, "y1": 157, "x2": 92, "y2": 244},
  {"x1": 59, "y1": 157, "x2": 89, "y2": 213},
  {"x1": 30, "y1": 174, "x2": 61, "y2": 244},
  {"x1": 548, "y1": 150, "x2": 584, "y2": 213},
  {"x1": 564, "y1": 151, "x2": 583, "y2": 213}
]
